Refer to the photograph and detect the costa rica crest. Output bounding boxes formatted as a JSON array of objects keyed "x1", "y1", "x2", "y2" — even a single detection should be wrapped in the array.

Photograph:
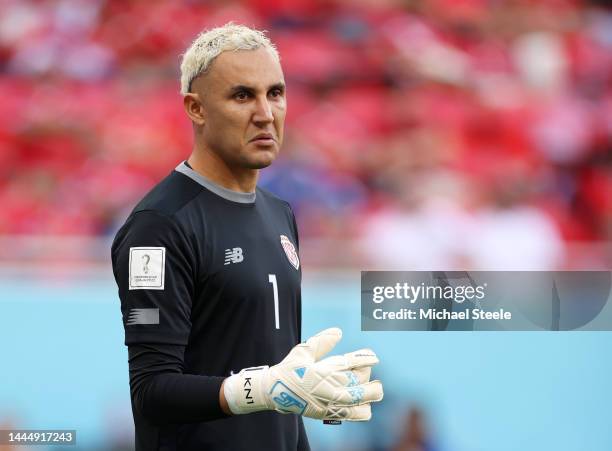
[{"x1": 280, "y1": 235, "x2": 300, "y2": 270}]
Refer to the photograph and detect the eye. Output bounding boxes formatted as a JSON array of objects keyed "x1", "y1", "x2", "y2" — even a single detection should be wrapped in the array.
[
  {"x1": 269, "y1": 88, "x2": 283, "y2": 98},
  {"x1": 234, "y1": 91, "x2": 250, "y2": 101}
]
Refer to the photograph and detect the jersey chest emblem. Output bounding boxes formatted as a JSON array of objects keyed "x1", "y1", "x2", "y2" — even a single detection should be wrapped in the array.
[
  {"x1": 280, "y1": 235, "x2": 299, "y2": 270},
  {"x1": 224, "y1": 247, "x2": 244, "y2": 265}
]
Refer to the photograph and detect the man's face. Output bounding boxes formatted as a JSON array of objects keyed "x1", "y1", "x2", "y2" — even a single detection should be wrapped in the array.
[{"x1": 190, "y1": 47, "x2": 286, "y2": 170}]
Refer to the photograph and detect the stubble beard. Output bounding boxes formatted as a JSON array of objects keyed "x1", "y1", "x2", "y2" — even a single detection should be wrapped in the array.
[{"x1": 241, "y1": 145, "x2": 279, "y2": 170}]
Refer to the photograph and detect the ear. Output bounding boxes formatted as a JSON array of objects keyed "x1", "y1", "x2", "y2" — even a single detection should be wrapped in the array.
[{"x1": 183, "y1": 93, "x2": 206, "y2": 126}]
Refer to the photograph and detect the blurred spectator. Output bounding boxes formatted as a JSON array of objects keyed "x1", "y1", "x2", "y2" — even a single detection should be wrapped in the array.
[
  {"x1": 0, "y1": 0, "x2": 610, "y2": 268},
  {"x1": 392, "y1": 407, "x2": 438, "y2": 451}
]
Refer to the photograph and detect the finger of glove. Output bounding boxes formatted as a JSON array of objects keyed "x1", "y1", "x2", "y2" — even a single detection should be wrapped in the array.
[
  {"x1": 317, "y1": 348, "x2": 378, "y2": 372},
  {"x1": 315, "y1": 355, "x2": 350, "y2": 373},
  {"x1": 343, "y1": 348, "x2": 379, "y2": 369},
  {"x1": 352, "y1": 366, "x2": 371, "y2": 384},
  {"x1": 333, "y1": 380, "x2": 384, "y2": 406},
  {"x1": 330, "y1": 368, "x2": 370, "y2": 388},
  {"x1": 288, "y1": 327, "x2": 342, "y2": 363},
  {"x1": 325, "y1": 403, "x2": 372, "y2": 422}
]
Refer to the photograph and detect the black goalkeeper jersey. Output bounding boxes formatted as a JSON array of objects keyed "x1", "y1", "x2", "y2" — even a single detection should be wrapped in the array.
[{"x1": 111, "y1": 162, "x2": 309, "y2": 450}]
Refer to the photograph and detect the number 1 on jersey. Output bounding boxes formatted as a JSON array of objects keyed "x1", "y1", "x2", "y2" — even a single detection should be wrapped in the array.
[{"x1": 268, "y1": 274, "x2": 280, "y2": 329}]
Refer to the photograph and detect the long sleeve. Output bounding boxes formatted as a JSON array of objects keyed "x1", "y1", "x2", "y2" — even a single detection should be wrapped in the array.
[
  {"x1": 296, "y1": 417, "x2": 311, "y2": 451},
  {"x1": 128, "y1": 343, "x2": 229, "y2": 424}
]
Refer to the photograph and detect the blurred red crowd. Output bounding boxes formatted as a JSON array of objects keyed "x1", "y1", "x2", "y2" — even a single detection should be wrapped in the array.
[{"x1": 0, "y1": 0, "x2": 610, "y2": 265}]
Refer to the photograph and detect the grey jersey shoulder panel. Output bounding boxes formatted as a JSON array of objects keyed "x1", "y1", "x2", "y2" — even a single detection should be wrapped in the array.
[{"x1": 175, "y1": 162, "x2": 256, "y2": 204}]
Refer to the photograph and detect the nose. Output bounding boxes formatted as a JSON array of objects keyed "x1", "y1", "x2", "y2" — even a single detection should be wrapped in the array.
[{"x1": 252, "y1": 96, "x2": 274, "y2": 124}]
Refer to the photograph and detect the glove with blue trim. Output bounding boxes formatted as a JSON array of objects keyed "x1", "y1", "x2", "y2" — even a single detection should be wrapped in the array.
[{"x1": 223, "y1": 327, "x2": 383, "y2": 421}]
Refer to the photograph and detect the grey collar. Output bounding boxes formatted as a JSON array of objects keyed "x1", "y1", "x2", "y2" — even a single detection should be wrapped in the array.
[{"x1": 175, "y1": 162, "x2": 256, "y2": 204}]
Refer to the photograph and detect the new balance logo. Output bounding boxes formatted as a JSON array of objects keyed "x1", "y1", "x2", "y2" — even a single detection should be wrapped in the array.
[{"x1": 224, "y1": 247, "x2": 244, "y2": 265}]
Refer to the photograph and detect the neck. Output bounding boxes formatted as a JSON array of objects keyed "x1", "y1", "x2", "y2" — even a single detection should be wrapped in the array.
[{"x1": 187, "y1": 143, "x2": 258, "y2": 193}]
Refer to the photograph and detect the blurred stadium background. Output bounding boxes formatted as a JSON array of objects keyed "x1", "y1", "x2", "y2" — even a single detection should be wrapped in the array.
[{"x1": 0, "y1": 0, "x2": 611, "y2": 450}]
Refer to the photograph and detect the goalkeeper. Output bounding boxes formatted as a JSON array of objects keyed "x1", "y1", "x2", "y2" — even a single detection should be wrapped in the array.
[{"x1": 111, "y1": 23, "x2": 383, "y2": 451}]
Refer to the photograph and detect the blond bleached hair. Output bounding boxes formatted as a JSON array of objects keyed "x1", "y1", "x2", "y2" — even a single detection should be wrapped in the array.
[{"x1": 180, "y1": 23, "x2": 280, "y2": 95}]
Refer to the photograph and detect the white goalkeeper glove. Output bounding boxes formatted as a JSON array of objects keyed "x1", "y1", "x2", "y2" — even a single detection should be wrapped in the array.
[{"x1": 223, "y1": 327, "x2": 383, "y2": 421}]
